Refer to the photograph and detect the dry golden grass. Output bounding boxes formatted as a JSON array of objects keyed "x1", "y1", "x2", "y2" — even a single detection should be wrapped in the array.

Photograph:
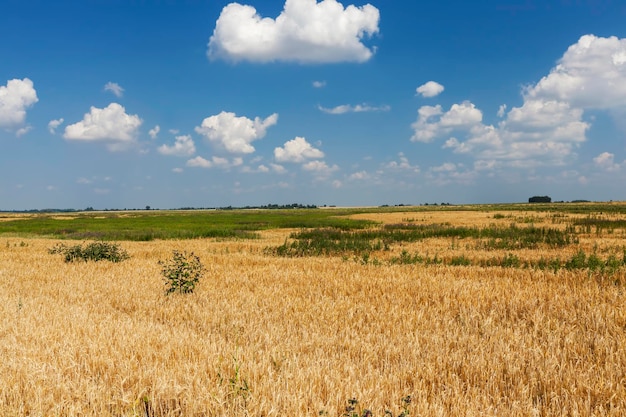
[{"x1": 1, "y1": 211, "x2": 626, "y2": 416}]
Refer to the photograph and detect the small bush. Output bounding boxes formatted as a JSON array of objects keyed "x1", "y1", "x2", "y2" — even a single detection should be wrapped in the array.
[
  {"x1": 48, "y1": 241, "x2": 130, "y2": 263},
  {"x1": 159, "y1": 250, "x2": 204, "y2": 295}
]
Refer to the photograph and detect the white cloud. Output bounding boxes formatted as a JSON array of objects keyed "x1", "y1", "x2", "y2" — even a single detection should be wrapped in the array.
[
  {"x1": 48, "y1": 118, "x2": 64, "y2": 134},
  {"x1": 526, "y1": 35, "x2": 626, "y2": 109},
  {"x1": 172, "y1": 168, "x2": 184, "y2": 173},
  {"x1": 302, "y1": 160, "x2": 339, "y2": 174},
  {"x1": 427, "y1": 162, "x2": 477, "y2": 186},
  {"x1": 313, "y1": 80, "x2": 326, "y2": 88},
  {"x1": 0, "y1": 78, "x2": 38, "y2": 131},
  {"x1": 505, "y1": 100, "x2": 585, "y2": 135},
  {"x1": 195, "y1": 111, "x2": 278, "y2": 154},
  {"x1": 208, "y1": 0, "x2": 380, "y2": 63},
  {"x1": 63, "y1": 103, "x2": 142, "y2": 150},
  {"x1": 186, "y1": 155, "x2": 241, "y2": 170},
  {"x1": 212, "y1": 156, "x2": 232, "y2": 169},
  {"x1": 104, "y1": 82, "x2": 124, "y2": 98},
  {"x1": 411, "y1": 35, "x2": 626, "y2": 168},
  {"x1": 318, "y1": 103, "x2": 390, "y2": 114},
  {"x1": 16, "y1": 126, "x2": 33, "y2": 137},
  {"x1": 270, "y1": 163, "x2": 287, "y2": 174},
  {"x1": 593, "y1": 152, "x2": 622, "y2": 172},
  {"x1": 241, "y1": 164, "x2": 272, "y2": 174},
  {"x1": 274, "y1": 136, "x2": 324, "y2": 162},
  {"x1": 349, "y1": 170, "x2": 370, "y2": 180},
  {"x1": 411, "y1": 101, "x2": 482, "y2": 143},
  {"x1": 149, "y1": 125, "x2": 160, "y2": 139},
  {"x1": 158, "y1": 135, "x2": 196, "y2": 157},
  {"x1": 439, "y1": 102, "x2": 483, "y2": 127},
  {"x1": 415, "y1": 98, "x2": 589, "y2": 167},
  {"x1": 187, "y1": 156, "x2": 212, "y2": 168},
  {"x1": 385, "y1": 153, "x2": 420, "y2": 173},
  {"x1": 416, "y1": 81, "x2": 444, "y2": 98},
  {"x1": 431, "y1": 162, "x2": 457, "y2": 173}
]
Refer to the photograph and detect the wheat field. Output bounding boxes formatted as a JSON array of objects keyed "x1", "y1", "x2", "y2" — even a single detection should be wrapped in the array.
[{"x1": 1, "y1": 209, "x2": 625, "y2": 416}]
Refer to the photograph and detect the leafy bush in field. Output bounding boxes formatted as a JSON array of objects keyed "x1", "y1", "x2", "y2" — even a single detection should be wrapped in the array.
[
  {"x1": 48, "y1": 241, "x2": 130, "y2": 263},
  {"x1": 159, "y1": 250, "x2": 204, "y2": 295}
]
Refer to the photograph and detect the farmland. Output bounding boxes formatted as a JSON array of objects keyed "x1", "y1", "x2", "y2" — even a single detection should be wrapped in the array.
[{"x1": 1, "y1": 203, "x2": 626, "y2": 416}]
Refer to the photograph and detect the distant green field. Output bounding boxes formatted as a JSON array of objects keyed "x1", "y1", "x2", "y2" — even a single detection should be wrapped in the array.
[
  {"x1": 0, "y1": 209, "x2": 377, "y2": 241},
  {"x1": 1, "y1": 202, "x2": 625, "y2": 241}
]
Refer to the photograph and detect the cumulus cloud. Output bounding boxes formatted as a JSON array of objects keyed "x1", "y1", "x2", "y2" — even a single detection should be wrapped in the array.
[
  {"x1": 104, "y1": 82, "x2": 124, "y2": 98},
  {"x1": 186, "y1": 155, "x2": 242, "y2": 169},
  {"x1": 526, "y1": 35, "x2": 626, "y2": 109},
  {"x1": 208, "y1": 0, "x2": 380, "y2": 63},
  {"x1": 416, "y1": 81, "x2": 444, "y2": 98},
  {"x1": 426, "y1": 162, "x2": 477, "y2": 186},
  {"x1": 0, "y1": 78, "x2": 38, "y2": 131},
  {"x1": 411, "y1": 101, "x2": 482, "y2": 143},
  {"x1": 16, "y1": 126, "x2": 33, "y2": 137},
  {"x1": 313, "y1": 80, "x2": 326, "y2": 88},
  {"x1": 302, "y1": 160, "x2": 339, "y2": 175},
  {"x1": 63, "y1": 103, "x2": 142, "y2": 150},
  {"x1": 149, "y1": 125, "x2": 160, "y2": 139},
  {"x1": 349, "y1": 170, "x2": 370, "y2": 180},
  {"x1": 593, "y1": 152, "x2": 622, "y2": 172},
  {"x1": 158, "y1": 135, "x2": 196, "y2": 157},
  {"x1": 195, "y1": 111, "x2": 278, "y2": 154},
  {"x1": 385, "y1": 152, "x2": 420, "y2": 173},
  {"x1": 48, "y1": 118, "x2": 64, "y2": 134},
  {"x1": 318, "y1": 103, "x2": 390, "y2": 114},
  {"x1": 270, "y1": 163, "x2": 287, "y2": 174},
  {"x1": 187, "y1": 156, "x2": 212, "y2": 168},
  {"x1": 274, "y1": 136, "x2": 324, "y2": 162},
  {"x1": 412, "y1": 35, "x2": 626, "y2": 169}
]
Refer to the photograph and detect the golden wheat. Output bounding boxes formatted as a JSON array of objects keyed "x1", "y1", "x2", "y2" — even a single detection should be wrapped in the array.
[{"x1": 1, "y1": 210, "x2": 625, "y2": 416}]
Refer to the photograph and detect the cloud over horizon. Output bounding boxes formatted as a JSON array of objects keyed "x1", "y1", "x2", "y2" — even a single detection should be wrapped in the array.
[
  {"x1": 412, "y1": 34, "x2": 626, "y2": 170},
  {"x1": 158, "y1": 135, "x2": 196, "y2": 157},
  {"x1": 195, "y1": 111, "x2": 278, "y2": 154},
  {"x1": 208, "y1": 0, "x2": 380, "y2": 63},
  {"x1": 63, "y1": 103, "x2": 142, "y2": 150},
  {"x1": 0, "y1": 78, "x2": 38, "y2": 132},
  {"x1": 274, "y1": 136, "x2": 324, "y2": 162}
]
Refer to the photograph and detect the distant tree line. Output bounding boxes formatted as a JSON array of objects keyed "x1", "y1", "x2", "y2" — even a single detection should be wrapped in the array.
[
  {"x1": 0, "y1": 203, "x2": 319, "y2": 213},
  {"x1": 529, "y1": 196, "x2": 552, "y2": 203}
]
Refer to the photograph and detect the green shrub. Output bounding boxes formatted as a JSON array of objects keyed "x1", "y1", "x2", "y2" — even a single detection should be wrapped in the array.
[
  {"x1": 48, "y1": 241, "x2": 130, "y2": 263},
  {"x1": 449, "y1": 255, "x2": 471, "y2": 266},
  {"x1": 159, "y1": 250, "x2": 204, "y2": 295}
]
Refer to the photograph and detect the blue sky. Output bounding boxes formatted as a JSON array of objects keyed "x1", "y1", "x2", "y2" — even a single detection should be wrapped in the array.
[{"x1": 1, "y1": 0, "x2": 626, "y2": 210}]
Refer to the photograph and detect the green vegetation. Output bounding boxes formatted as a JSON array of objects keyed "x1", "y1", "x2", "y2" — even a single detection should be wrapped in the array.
[
  {"x1": 3, "y1": 203, "x2": 626, "y2": 241},
  {"x1": 0, "y1": 209, "x2": 375, "y2": 241},
  {"x1": 389, "y1": 247, "x2": 626, "y2": 276},
  {"x1": 269, "y1": 223, "x2": 575, "y2": 257},
  {"x1": 159, "y1": 250, "x2": 204, "y2": 295},
  {"x1": 48, "y1": 241, "x2": 130, "y2": 263}
]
